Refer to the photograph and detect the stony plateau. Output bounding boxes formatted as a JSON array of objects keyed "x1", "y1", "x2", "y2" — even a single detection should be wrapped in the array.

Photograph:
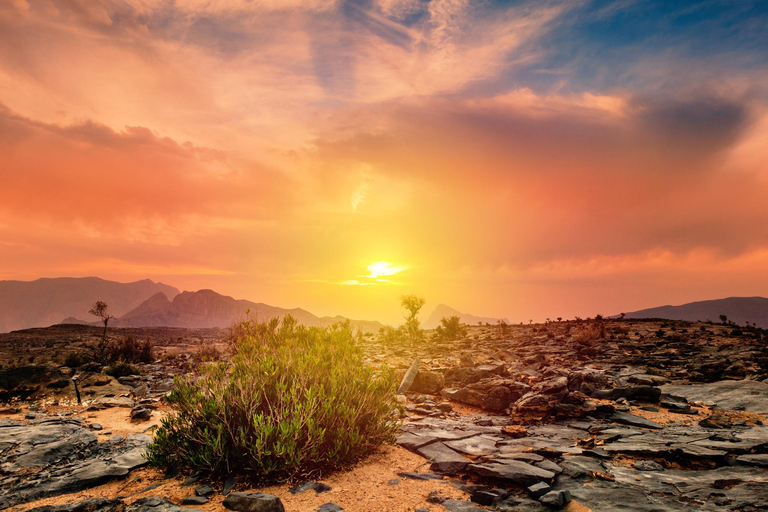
[{"x1": 0, "y1": 318, "x2": 766, "y2": 511}]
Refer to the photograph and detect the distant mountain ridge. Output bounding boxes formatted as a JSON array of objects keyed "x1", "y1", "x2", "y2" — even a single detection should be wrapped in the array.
[
  {"x1": 619, "y1": 296, "x2": 768, "y2": 328},
  {"x1": 0, "y1": 276, "x2": 385, "y2": 333},
  {"x1": 0, "y1": 277, "x2": 180, "y2": 332},
  {"x1": 116, "y1": 289, "x2": 385, "y2": 333},
  {"x1": 424, "y1": 304, "x2": 507, "y2": 329}
]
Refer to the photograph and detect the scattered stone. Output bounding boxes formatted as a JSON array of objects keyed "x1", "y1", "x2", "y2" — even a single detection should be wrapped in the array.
[
  {"x1": 181, "y1": 474, "x2": 200, "y2": 487},
  {"x1": 223, "y1": 475, "x2": 236, "y2": 495},
  {"x1": 539, "y1": 489, "x2": 571, "y2": 507},
  {"x1": 182, "y1": 496, "x2": 209, "y2": 506},
  {"x1": 316, "y1": 504, "x2": 343, "y2": 512},
  {"x1": 611, "y1": 411, "x2": 663, "y2": 429},
  {"x1": 440, "y1": 500, "x2": 486, "y2": 512},
  {"x1": 397, "y1": 472, "x2": 444, "y2": 480},
  {"x1": 387, "y1": 478, "x2": 400, "y2": 485},
  {"x1": 634, "y1": 460, "x2": 664, "y2": 471},
  {"x1": 289, "y1": 482, "x2": 332, "y2": 494},
  {"x1": 223, "y1": 493, "x2": 285, "y2": 512},
  {"x1": 130, "y1": 407, "x2": 152, "y2": 422},
  {"x1": 427, "y1": 490, "x2": 447, "y2": 504},
  {"x1": 397, "y1": 359, "x2": 421, "y2": 395},
  {"x1": 528, "y1": 482, "x2": 551, "y2": 499},
  {"x1": 126, "y1": 496, "x2": 206, "y2": 512},
  {"x1": 470, "y1": 488, "x2": 504, "y2": 506},
  {"x1": 700, "y1": 413, "x2": 734, "y2": 429},
  {"x1": 592, "y1": 386, "x2": 661, "y2": 402},
  {"x1": 195, "y1": 484, "x2": 215, "y2": 497},
  {"x1": 89, "y1": 423, "x2": 103, "y2": 431},
  {"x1": 25, "y1": 498, "x2": 123, "y2": 512}
]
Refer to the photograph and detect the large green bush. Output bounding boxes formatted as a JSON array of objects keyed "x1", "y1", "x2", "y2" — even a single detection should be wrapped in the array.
[{"x1": 147, "y1": 316, "x2": 400, "y2": 481}]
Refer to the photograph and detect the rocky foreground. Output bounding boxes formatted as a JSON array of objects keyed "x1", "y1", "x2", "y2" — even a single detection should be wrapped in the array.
[{"x1": 0, "y1": 319, "x2": 766, "y2": 511}]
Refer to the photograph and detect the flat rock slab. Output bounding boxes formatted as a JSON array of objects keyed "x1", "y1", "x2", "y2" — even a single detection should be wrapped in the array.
[
  {"x1": 608, "y1": 464, "x2": 768, "y2": 510},
  {"x1": 737, "y1": 454, "x2": 768, "y2": 467},
  {"x1": 440, "y1": 500, "x2": 486, "y2": 512},
  {"x1": 661, "y1": 380, "x2": 768, "y2": 414},
  {"x1": 444, "y1": 435, "x2": 499, "y2": 456},
  {"x1": 26, "y1": 498, "x2": 124, "y2": 512},
  {"x1": 611, "y1": 412, "x2": 663, "y2": 429},
  {"x1": 26, "y1": 497, "x2": 206, "y2": 512},
  {"x1": 88, "y1": 396, "x2": 136, "y2": 409},
  {"x1": 0, "y1": 420, "x2": 152, "y2": 509},
  {"x1": 469, "y1": 461, "x2": 555, "y2": 486},
  {"x1": 417, "y1": 441, "x2": 472, "y2": 473},
  {"x1": 397, "y1": 471, "x2": 444, "y2": 480}
]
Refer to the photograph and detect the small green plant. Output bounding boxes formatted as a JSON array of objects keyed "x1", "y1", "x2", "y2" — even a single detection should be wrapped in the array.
[
  {"x1": 104, "y1": 361, "x2": 142, "y2": 378},
  {"x1": 378, "y1": 325, "x2": 406, "y2": 343},
  {"x1": 434, "y1": 316, "x2": 467, "y2": 340},
  {"x1": 193, "y1": 342, "x2": 222, "y2": 363},
  {"x1": 147, "y1": 316, "x2": 400, "y2": 482}
]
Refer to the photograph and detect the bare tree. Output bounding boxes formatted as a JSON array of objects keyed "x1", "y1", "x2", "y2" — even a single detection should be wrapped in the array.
[{"x1": 89, "y1": 301, "x2": 114, "y2": 342}]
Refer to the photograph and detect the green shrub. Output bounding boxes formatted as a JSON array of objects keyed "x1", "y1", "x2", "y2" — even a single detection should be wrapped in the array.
[
  {"x1": 378, "y1": 325, "x2": 405, "y2": 343},
  {"x1": 147, "y1": 316, "x2": 400, "y2": 481},
  {"x1": 104, "y1": 361, "x2": 142, "y2": 378}
]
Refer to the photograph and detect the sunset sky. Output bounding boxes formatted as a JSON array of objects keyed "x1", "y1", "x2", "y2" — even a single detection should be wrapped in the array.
[{"x1": 2, "y1": 0, "x2": 768, "y2": 324}]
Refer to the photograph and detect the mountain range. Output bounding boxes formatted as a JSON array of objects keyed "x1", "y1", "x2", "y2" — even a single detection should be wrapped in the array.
[
  {"x1": 619, "y1": 297, "x2": 768, "y2": 328},
  {"x1": 113, "y1": 289, "x2": 385, "y2": 333},
  {"x1": 0, "y1": 277, "x2": 179, "y2": 332},
  {"x1": 0, "y1": 277, "x2": 385, "y2": 333}
]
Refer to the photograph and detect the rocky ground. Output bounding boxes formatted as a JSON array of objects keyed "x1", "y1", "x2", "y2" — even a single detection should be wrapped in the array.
[{"x1": 0, "y1": 319, "x2": 766, "y2": 511}]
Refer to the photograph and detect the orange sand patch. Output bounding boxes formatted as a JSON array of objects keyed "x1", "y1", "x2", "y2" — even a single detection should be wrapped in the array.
[
  {"x1": 77, "y1": 405, "x2": 170, "y2": 437},
  {"x1": 564, "y1": 500, "x2": 592, "y2": 512}
]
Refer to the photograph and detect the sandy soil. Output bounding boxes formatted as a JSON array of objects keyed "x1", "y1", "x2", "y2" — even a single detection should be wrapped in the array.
[{"x1": 17, "y1": 443, "x2": 475, "y2": 512}]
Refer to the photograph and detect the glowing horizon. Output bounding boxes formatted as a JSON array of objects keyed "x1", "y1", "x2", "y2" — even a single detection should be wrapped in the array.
[{"x1": 2, "y1": 1, "x2": 768, "y2": 325}]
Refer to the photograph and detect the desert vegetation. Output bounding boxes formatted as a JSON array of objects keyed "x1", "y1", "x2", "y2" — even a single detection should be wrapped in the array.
[
  {"x1": 433, "y1": 315, "x2": 468, "y2": 340},
  {"x1": 147, "y1": 315, "x2": 400, "y2": 481}
]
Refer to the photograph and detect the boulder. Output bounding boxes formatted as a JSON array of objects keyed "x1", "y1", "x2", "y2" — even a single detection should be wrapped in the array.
[
  {"x1": 441, "y1": 378, "x2": 527, "y2": 412},
  {"x1": 410, "y1": 370, "x2": 445, "y2": 394}
]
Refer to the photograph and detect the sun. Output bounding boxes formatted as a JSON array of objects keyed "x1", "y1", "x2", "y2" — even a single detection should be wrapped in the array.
[{"x1": 366, "y1": 261, "x2": 408, "y2": 281}]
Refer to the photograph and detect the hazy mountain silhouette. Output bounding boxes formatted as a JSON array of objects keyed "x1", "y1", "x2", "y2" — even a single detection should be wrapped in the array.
[
  {"x1": 619, "y1": 297, "x2": 768, "y2": 328},
  {"x1": 424, "y1": 304, "x2": 507, "y2": 329},
  {"x1": 116, "y1": 289, "x2": 384, "y2": 332},
  {"x1": 0, "y1": 277, "x2": 180, "y2": 332}
]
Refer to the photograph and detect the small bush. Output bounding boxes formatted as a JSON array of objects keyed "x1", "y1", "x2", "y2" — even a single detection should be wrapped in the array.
[
  {"x1": 433, "y1": 316, "x2": 468, "y2": 340},
  {"x1": 192, "y1": 342, "x2": 222, "y2": 363},
  {"x1": 104, "y1": 361, "x2": 142, "y2": 378},
  {"x1": 106, "y1": 336, "x2": 153, "y2": 364},
  {"x1": 148, "y1": 316, "x2": 400, "y2": 482},
  {"x1": 378, "y1": 325, "x2": 406, "y2": 344},
  {"x1": 63, "y1": 351, "x2": 91, "y2": 368},
  {"x1": 572, "y1": 324, "x2": 604, "y2": 344}
]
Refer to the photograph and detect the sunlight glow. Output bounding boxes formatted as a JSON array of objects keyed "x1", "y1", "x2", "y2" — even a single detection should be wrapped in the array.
[{"x1": 367, "y1": 261, "x2": 408, "y2": 280}]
